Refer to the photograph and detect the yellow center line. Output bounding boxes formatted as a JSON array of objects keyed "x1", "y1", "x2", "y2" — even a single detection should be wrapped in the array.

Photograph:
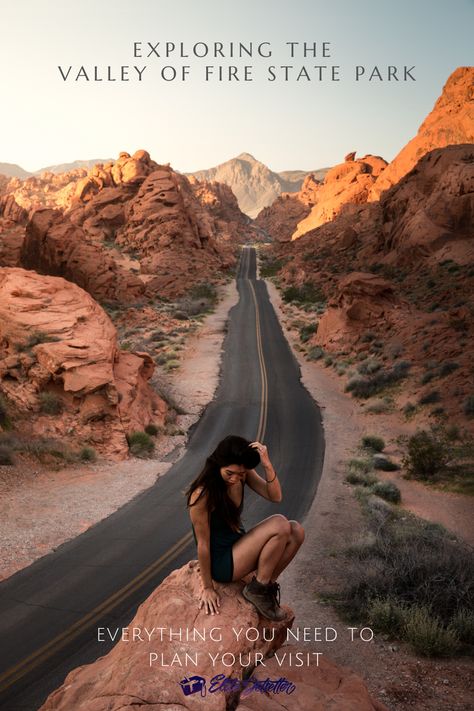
[
  {"x1": 0, "y1": 531, "x2": 193, "y2": 692},
  {"x1": 1, "y1": 246, "x2": 267, "y2": 695}
]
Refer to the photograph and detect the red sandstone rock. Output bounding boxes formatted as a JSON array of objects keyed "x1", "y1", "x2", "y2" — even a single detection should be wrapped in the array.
[
  {"x1": 292, "y1": 154, "x2": 387, "y2": 240},
  {"x1": 370, "y1": 66, "x2": 474, "y2": 199},
  {"x1": 21, "y1": 209, "x2": 146, "y2": 304},
  {"x1": 38, "y1": 561, "x2": 384, "y2": 711},
  {"x1": 254, "y1": 174, "x2": 322, "y2": 242},
  {"x1": 0, "y1": 268, "x2": 166, "y2": 458},
  {"x1": 0, "y1": 218, "x2": 25, "y2": 266}
]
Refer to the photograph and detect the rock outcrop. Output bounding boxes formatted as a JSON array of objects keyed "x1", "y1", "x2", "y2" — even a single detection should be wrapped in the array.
[
  {"x1": 291, "y1": 155, "x2": 387, "y2": 240},
  {"x1": 21, "y1": 209, "x2": 147, "y2": 304},
  {"x1": 39, "y1": 561, "x2": 386, "y2": 711},
  {"x1": 255, "y1": 174, "x2": 321, "y2": 242},
  {"x1": 370, "y1": 66, "x2": 474, "y2": 199},
  {"x1": 0, "y1": 268, "x2": 166, "y2": 458}
]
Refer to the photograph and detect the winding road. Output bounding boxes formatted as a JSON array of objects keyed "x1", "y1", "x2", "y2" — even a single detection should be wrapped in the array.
[{"x1": 0, "y1": 246, "x2": 325, "y2": 710}]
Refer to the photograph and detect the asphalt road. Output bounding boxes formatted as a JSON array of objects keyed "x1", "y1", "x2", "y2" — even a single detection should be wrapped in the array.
[{"x1": 0, "y1": 246, "x2": 325, "y2": 710}]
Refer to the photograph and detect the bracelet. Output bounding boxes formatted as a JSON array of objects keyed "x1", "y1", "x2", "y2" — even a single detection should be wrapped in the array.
[{"x1": 266, "y1": 472, "x2": 277, "y2": 483}]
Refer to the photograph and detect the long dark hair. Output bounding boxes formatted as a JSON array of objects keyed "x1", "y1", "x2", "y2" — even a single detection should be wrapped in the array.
[{"x1": 186, "y1": 435, "x2": 260, "y2": 531}]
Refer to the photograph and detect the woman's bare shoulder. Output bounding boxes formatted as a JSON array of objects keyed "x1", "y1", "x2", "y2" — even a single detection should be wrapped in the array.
[{"x1": 189, "y1": 486, "x2": 207, "y2": 507}]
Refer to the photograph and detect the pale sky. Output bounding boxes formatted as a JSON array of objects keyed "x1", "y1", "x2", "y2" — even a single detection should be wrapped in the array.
[{"x1": 1, "y1": 0, "x2": 472, "y2": 173}]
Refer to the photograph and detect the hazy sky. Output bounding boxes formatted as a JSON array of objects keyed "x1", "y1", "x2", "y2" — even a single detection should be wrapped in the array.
[{"x1": 1, "y1": 0, "x2": 472, "y2": 173}]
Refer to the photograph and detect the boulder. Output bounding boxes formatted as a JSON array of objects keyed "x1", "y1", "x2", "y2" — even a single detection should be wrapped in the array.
[
  {"x1": 0, "y1": 267, "x2": 166, "y2": 458},
  {"x1": 39, "y1": 561, "x2": 386, "y2": 711}
]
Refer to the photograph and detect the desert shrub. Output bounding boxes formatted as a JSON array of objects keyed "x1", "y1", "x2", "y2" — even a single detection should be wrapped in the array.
[
  {"x1": 38, "y1": 392, "x2": 63, "y2": 415},
  {"x1": 367, "y1": 597, "x2": 407, "y2": 636},
  {"x1": 362, "y1": 435, "x2": 385, "y2": 452},
  {"x1": 79, "y1": 447, "x2": 97, "y2": 462},
  {"x1": 259, "y1": 257, "x2": 285, "y2": 278},
  {"x1": 418, "y1": 390, "x2": 441, "y2": 405},
  {"x1": 365, "y1": 398, "x2": 393, "y2": 414},
  {"x1": 357, "y1": 359, "x2": 382, "y2": 375},
  {"x1": 0, "y1": 395, "x2": 12, "y2": 430},
  {"x1": 345, "y1": 361, "x2": 410, "y2": 398},
  {"x1": 373, "y1": 456, "x2": 400, "y2": 472},
  {"x1": 145, "y1": 423, "x2": 160, "y2": 436},
  {"x1": 173, "y1": 310, "x2": 189, "y2": 321},
  {"x1": 341, "y1": 516, "x2": 474, "y2": 657},
  {"x1": 450, "y1": 608, "x2": 474, "y2": 646},
  {"x1": 324, "y1": 355, "x2": 333, "y2": 367},
  {"x1": 439, "y1": 361, "x2": 460, "y2": 377},
  {"x1": 403, "y1": 606, "x2": 459, "y2": 657},
  {"x1": 403, "y1": 402, "x2": 417, "y2": 418},
  {"x1": 0, "y1": 446, "x2": 14, "y2": 465},
  {"x1": 361, "y1": 331, "x2": 376, "y2": 342},
  {"x1": 403, "y1": 429, "x2": 449, "y2": 479},
  {"x1": 369, "y1": 480, "x2": 401, "y2": 503},
  {"x1": 189, "y1": 283, "x2": 217, "y2": 303},
  {"x1": 346, "y1": 470, "x2": 378, "y2": 486},
  {"x1": 282, "y1": 282, "x2": 324, "y2": 304},
  {"x1": 464, "y1": 396, "x2": 474, "y2": 417},
  {"x1": 348, "y1": 458, "x2": 372, "y2": 473},
  {"x1": 307, "y1": 346, "x2": 324, "y2": 361},
  {"x1": 299, "y1": 323, "x2": 318, "y2": 343},
  {"x1": 127, "y1": 431, "x2": 155, "y2": 457},
  {"x1": 164, "y1": 359, "x2": 180, "y2": 371}
]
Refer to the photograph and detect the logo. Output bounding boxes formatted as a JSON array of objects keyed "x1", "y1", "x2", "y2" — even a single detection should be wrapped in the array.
[
  {"x1": 178, "y1": 675, "x2": 207, "y2": 697},
  {"x1": 178, "y1": 674, "x2": 296, "y2": 697}
]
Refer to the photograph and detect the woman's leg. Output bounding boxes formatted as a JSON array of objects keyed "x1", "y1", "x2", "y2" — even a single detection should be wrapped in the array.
[
  {"x1": 270, "y1": 520, "x2": 305, "y2": 581},
  {"x1": 232, "y1": 514, "x2": 292, "y2": 583}
]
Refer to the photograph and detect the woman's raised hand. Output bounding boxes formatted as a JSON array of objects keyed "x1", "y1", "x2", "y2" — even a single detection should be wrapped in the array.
[
  {"x1": 250, "y1": 441, "x2": 270, "y2": 467},
  {"x1": 199, "y1": 586, "x2": 221, "y2": 615}
]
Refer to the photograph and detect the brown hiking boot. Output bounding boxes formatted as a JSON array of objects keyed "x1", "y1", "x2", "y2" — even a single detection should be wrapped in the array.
[{"x1": 242, "y1": 576, "x2": 286, "y2": 621}]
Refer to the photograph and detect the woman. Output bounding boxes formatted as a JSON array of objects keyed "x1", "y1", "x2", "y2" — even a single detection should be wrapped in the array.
[{"x1": 186, "y1": 435, "x2": 305, "y2": 621}]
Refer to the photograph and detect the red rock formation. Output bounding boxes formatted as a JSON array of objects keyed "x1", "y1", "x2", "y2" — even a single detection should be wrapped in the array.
[
  {"x1": 315, "y1": 273, "x2": 407, "y2": 352},
  {"x1": 254, "y1": 174, "x2": 322, "y2": 242},
  {"x1": 292, "y1": 155, "x2": 387, "y2": 240},
  {"x1": 21, "y1": 209, "x2": 146, "y2": 304},
  {"x1": 0, "y1": 268, "x2": 166, "y2": 458},
  {"x1": 0, "y1": 168, "x2": 86, "y2": 218},
  {"x1": 38, "y1": 561, "x2": 386, "y2": 711},
  {"x1": 370, "y1": 66, "x2": 474, "y2": 199},
  {"x1": 0, "y1": 218, "x2": 25, "y2": 266}
]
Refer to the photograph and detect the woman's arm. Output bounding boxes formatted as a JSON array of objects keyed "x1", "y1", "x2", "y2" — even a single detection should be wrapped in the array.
[
  {"x1": 189, "y1": 488, "x2": 220, "y2": 614},
  {"x1": 246, "y1": 442, "x2": 282, "y2": 503}
]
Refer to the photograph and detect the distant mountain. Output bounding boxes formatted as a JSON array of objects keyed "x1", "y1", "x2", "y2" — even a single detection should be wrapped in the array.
[
  {"x1": 0, "y1": 159, "x2": 111, "y2": 179},
  {"x1": 34, "y1": 159, "x2": 112, "y2": 175},
  {"x1": 186, "y1": 152, "x2": 329, "y2": 219},
  {"x1": 0, "y1": 163, "x2": 31, "y2": 179}
]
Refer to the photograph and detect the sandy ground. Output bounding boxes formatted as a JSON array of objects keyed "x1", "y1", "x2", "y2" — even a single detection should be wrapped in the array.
[
  {"x1": 0, "y1": 282, "x2": 238, "y2": 582},
  {"x1": 266, "y1": 282, "x2": 474, "y2": 711}
]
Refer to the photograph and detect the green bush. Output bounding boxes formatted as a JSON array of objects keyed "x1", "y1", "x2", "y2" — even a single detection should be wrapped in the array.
[
  {"x1": 362, "y1": 435, "x2": 385, "y2": 452},
  {"x1": 348, "y1": 458, "x2": 372, "y2": 473},
  {"x1": 299, "y1": 323, "x2": 318, "y2": 343},
  {"x1": 127, "y1": 431, "x2": 155, "y2": 457},
  {"x1": 464, "y1": 396, "x2": 474, "y2": 417},
  {"x1": 307, "y1": 346, "x2": 324, "y2": 361},
  {"x1": 189, "y1": 283, "x2": 217, "y2": 303},
  {"x1": 345, "y1": 361, "x2": 410, "y2": 398},
  {"x1": 259, "y1": 257, "x2": 285, "y2": 278},
  {"x1": 367, "y1": 597, "x2": 407, "y2": 636},
  {"x1": 346, "y1": 470, "x2": 378, "y2": 486},
  {"x1": 418, "y1": 390, "x2": 441, "y2": 405},
  {"x1": 403, "y1": 429, "x2": 449, "y2": 480},
  {"x1": 145, "y1": 423, "x2": 160, "y2": 436},
  {"x1": 369, "y1": 480, "x2": 401, "y2": 504},
  {"x1": 79, "y1": 447, "x2": 97, "y2": 462},
  {"x1": 403, "y1": 606, "x2": 459, "y2": 657},
  {"x1": 282, "y1": 282, "x2": 325, "y2": 304},
  {"x1": 38, "y1": 392, "x2": 63, "y2": 415},
  {"x1": 450, "y1": 608, "x2": 474, "y2": 646}
]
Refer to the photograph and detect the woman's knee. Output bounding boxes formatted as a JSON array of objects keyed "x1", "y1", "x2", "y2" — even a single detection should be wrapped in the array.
[
  {"x1": 289, "y1": 520, "x2": 305, "y2": 546},
  {"x1": 271, "y1": 514, "x2": 292, "y2": 539}
]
